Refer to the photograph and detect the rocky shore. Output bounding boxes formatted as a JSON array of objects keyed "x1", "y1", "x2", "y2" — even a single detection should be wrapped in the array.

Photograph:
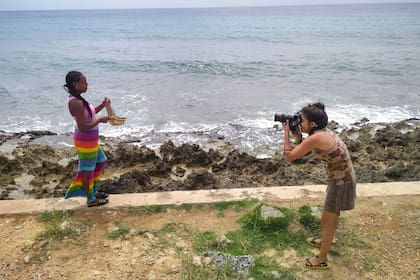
[{"x1": 1, "y1": 120, "x2": 419, "y2": 200}]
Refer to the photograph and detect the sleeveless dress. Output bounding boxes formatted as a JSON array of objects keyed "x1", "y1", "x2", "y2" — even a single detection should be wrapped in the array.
[
  {"x1": 314, "y1": 128, "x2": 356, "y2": 216},
  {"x1": 64, "y1": 96, "x2": 107, "y2": 203}
]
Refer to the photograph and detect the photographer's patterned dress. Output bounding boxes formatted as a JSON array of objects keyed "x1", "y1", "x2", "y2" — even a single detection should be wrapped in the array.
[{"x1": 314, "y1": 128, "x2": 356, "y2": 216}]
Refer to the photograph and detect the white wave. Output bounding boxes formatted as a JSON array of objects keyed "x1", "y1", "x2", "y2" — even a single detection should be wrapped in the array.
[
  {"x1": 158, "y1": 121, "x2": 216, "y2": 133},
  {"x1": 101, "y1": 123, "x2": 154, "y2": 139},
  {"x1": 328, "y1": 104, "x2": 417, "y2": 126},
  {"x1": 234, "y1": 117, "x2": 275, "y2": 129}
]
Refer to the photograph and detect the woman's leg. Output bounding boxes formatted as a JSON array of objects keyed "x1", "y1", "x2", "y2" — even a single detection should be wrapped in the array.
[
  {"x1": 318, "y1": 210, "x2": 338, "y2": 261},
  {"x1": 307, "y1": 210, "x2": 338, "y2": 265}
]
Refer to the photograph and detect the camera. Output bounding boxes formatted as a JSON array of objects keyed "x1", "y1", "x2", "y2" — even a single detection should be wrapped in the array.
[{"x1": 274, "y1": 113, "x2": 301, "y2": 132}]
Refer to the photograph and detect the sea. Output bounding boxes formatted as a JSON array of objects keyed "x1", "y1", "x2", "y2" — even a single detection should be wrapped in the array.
[{"x1": 0, "y1": 3, "x2": 419, "y2": 157}]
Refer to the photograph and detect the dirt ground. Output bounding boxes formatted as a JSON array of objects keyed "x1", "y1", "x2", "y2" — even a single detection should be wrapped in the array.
[{"x1": 0, "y1": 194, "x2": 419, "y2": 280}]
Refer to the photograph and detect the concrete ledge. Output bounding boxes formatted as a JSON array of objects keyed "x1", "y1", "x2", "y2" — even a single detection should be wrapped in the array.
[{"x1": 0, "y1": 181, "x2": 419, "y2": 215}]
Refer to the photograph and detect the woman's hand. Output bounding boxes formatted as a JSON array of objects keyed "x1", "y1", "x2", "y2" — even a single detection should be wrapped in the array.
[
  {"x1": 96, "y1": 97, "x2": 111, "y2": 113},
  {"x1": 102, "y1": 97, "x2": 111, "y2": 106},
  {"x1": 98, "y1": 116, "x2": 109, "y2": 123},
  {"x1": 282, "y1": 120, "x2": 290, "y2": 135},
  {"x1": 292, "y1": 128, "x2": 302, "y2": 142}
]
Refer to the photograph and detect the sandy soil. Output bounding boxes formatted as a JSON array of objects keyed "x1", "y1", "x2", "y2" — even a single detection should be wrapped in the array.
[{"x1": 0, "y1": 194, "x2": 419, "y2": 280}]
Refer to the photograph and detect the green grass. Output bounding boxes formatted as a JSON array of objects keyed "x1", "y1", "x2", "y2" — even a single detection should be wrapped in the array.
[
  {"x1": 127, "y1": 200, "x2": 258, "y2": 218},
  {"x1": 187, "y1": 203, "x2": 322, "y2": 278},
  {"x1": 175, "y1": 203, "x2": 194, "y2": 211},
  {"x1": 249, "y1": 257, "x2": 298, "y2": 280},
  {"x1": 22, "y1": 210, "x2": 83, "y2": 264},
  {"x1": 193, "y1": 231, "x2": 219, "y2": 252},
  {"x1": 297, "y1": 205, "x2": 321, "y2": 232},
  {"x1": 336, "y1": 232, "x2": 372, "y2": 249},
  {"x1": 207, "y1": 199, "x2": 259, "y2": 217},
  {"x1": 37, "y1": 210, "x2": 81, "y2": 241},
  {"x1": 108, "y1": 225, "x2": 131, "y2": 239},
  {"x1": 360, "y1": 255, "x2": 380, "y2": 271},
  {"x1": 127, "y1": 205, "x2": 171, "y2": 216}
]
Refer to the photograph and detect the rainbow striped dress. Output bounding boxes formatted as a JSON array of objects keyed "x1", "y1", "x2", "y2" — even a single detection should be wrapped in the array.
[{"x1": 64, "y1": 96, "x2": 107, "y2": 203}]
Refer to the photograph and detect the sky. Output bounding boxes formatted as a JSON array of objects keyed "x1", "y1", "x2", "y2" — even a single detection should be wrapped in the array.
[{"x1": 0, "y1": 0, "x2": 418, "y2": 11}]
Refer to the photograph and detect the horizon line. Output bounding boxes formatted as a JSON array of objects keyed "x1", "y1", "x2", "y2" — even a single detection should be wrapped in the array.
[{"x1": 1, "y1": 2, "x2": 419, "y2": 12}]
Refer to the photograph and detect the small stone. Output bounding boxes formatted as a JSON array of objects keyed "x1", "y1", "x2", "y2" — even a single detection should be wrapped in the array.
[
  {"x1": 23, "y1": 256, "x2": 31, "y2": 264},
  {"x1": 203, "y1": 257, "x2": 213, "y2": 266},
  {"x1": 145, "y1": 232, "x2": 154, "y2": 240},
  {"x1": 175, "y1": 241, "x2": 187, "y2": 249},
  {"x1": 261, "y1": 205, "x2": 284, "y2": 220},
  {"x1": 192, "y1": 256, "x2": 202, "y2": 266}
]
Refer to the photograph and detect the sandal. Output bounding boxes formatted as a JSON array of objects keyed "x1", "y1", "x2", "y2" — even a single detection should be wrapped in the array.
[
  {"x1": 87, "y1": 197, "x2": 109, "y2": 207},
  {"x1": 95, "y1": 191, "x2": 109, "y2": 199},
  {"x1": 304, "y1": 255, "x2": 329, "y2": 269},
  {"x1": 306, "y1": 237, "x2": 333, "y2": 251}
]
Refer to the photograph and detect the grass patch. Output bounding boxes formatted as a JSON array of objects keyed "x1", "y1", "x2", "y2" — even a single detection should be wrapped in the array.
[
  {"x1": 23, "y1": 210, "x2": 83, "y2": 264},
  {"x1": 297, "y1": 205, "x2": 321, "y2": 233},
  {"x1": 193, "y1": 231, "x2": 219, "y2": 252},
  {"x1": 127, "y1": 200, "x2": 257, "y2": 218},
  {"x1": 359, "y1": 254, "x2": 380, "y2": 271},
  {"x1": 196, "y1": 204, "x2": 205, "y2": 211},
  {"x1": 337, "y1": 232, "x2": 372, "y2": 249},
  {"x1": 207, "y1": 199, "x2": 258, "y2": 217},
  {"x1": 188, "y1": 203, "x2": 323, "y2": 278},
  {"x1": 37, "y1": 210, "x2": 81, "y2": 241},
  {"x1": 239, "y1": 204, "x2": 294, "y2": 232},
  {"x1": 108, "y1": 225, "x2": 130, "y2": 239},
  {"x1": 250, "y1": 257, "x2": 298, "y2": 280},
  {"x1": 175, "y1": 203, "x2": 194, "y2": 211},
  {"x1": 127, "y1": 205, "x2": 170, "y2": 216}
]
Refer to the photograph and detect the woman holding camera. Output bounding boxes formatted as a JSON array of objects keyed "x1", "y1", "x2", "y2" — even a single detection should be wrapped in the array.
[{"x1": 282, "y1": 102, "x2": 356, "y2": 269}]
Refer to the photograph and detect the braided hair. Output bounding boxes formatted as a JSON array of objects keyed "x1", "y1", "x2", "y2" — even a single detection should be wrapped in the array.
[
  {"x1": 301, "y1": 102, "x2": 328, "y2": 135},
  {"x1": 63, "y1": 71, "x2": 93, "y2": 120}
]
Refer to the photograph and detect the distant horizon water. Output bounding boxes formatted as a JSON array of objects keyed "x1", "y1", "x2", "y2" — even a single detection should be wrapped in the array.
[
  {"x1": 1, "y1": 3, "x2": 419, "y2": 157},
  {"x1": 3, "y1": 1, "x2": 420, "y2": 12}
]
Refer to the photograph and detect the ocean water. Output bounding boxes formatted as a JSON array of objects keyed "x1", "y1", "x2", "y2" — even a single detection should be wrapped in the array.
[{"x1": 0, "y1": 4, "x2": 419, "y2": 157}]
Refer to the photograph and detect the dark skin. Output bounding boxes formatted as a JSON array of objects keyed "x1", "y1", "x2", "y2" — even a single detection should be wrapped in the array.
[
  {"x1": 68, "y1": 74, "x2": 110, "y2": 205},
  {"x1": 68, "y1": 75, "x2": 110, "y2": 131}
]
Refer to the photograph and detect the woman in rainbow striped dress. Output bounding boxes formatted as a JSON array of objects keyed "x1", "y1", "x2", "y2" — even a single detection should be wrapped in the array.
[{"x1": 63, "y1": 71, "x2": 110, "y2": 207}]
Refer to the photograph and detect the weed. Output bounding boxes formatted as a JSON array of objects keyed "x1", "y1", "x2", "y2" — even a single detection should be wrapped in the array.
[
  {"x1": 127, "y1": 205, "x2": 170, "y2": 216},
  {"x1": 250, "y1": 257, "x2": 298, "y2": 280},
  {"x1": 297, "y1": 205, "x2": 321, "y2": 232},
  {"x1": 108, "y1": 225, "x2": 130, "y2": 239},
  {"x1": 175, "y1": 203, "x2": 194, "y2": 211},
  {"x1": 239, "y1": 204, "x2": 294, "y2": 232},
  {"x1": 360, "y1": 254, "x2": 379, "y2": 271},
  {"x1": 196, "y1": 204, "x2": 205, "y2": 210},
  {"x1": 193, "y1": 231, "x2": 219, "y2": 252},
  {"x1": 337, "y1": 232, "x2": 372, "y2": 249},
  {"x1": 208, "y1": 201, "x2": 231, "y2": 217},
  {"x1": 231, "y1": 199, "x2": 259, "y2": 212},
  {"x1": 37, "y1": 210, "x2": 81, "y2": 241},
  {"x1": 39, "y1": 210, "x2": 72, "y2": 223},
  {"x1": 23, "y1": 210, "x2": 82, "y2": 264}
]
